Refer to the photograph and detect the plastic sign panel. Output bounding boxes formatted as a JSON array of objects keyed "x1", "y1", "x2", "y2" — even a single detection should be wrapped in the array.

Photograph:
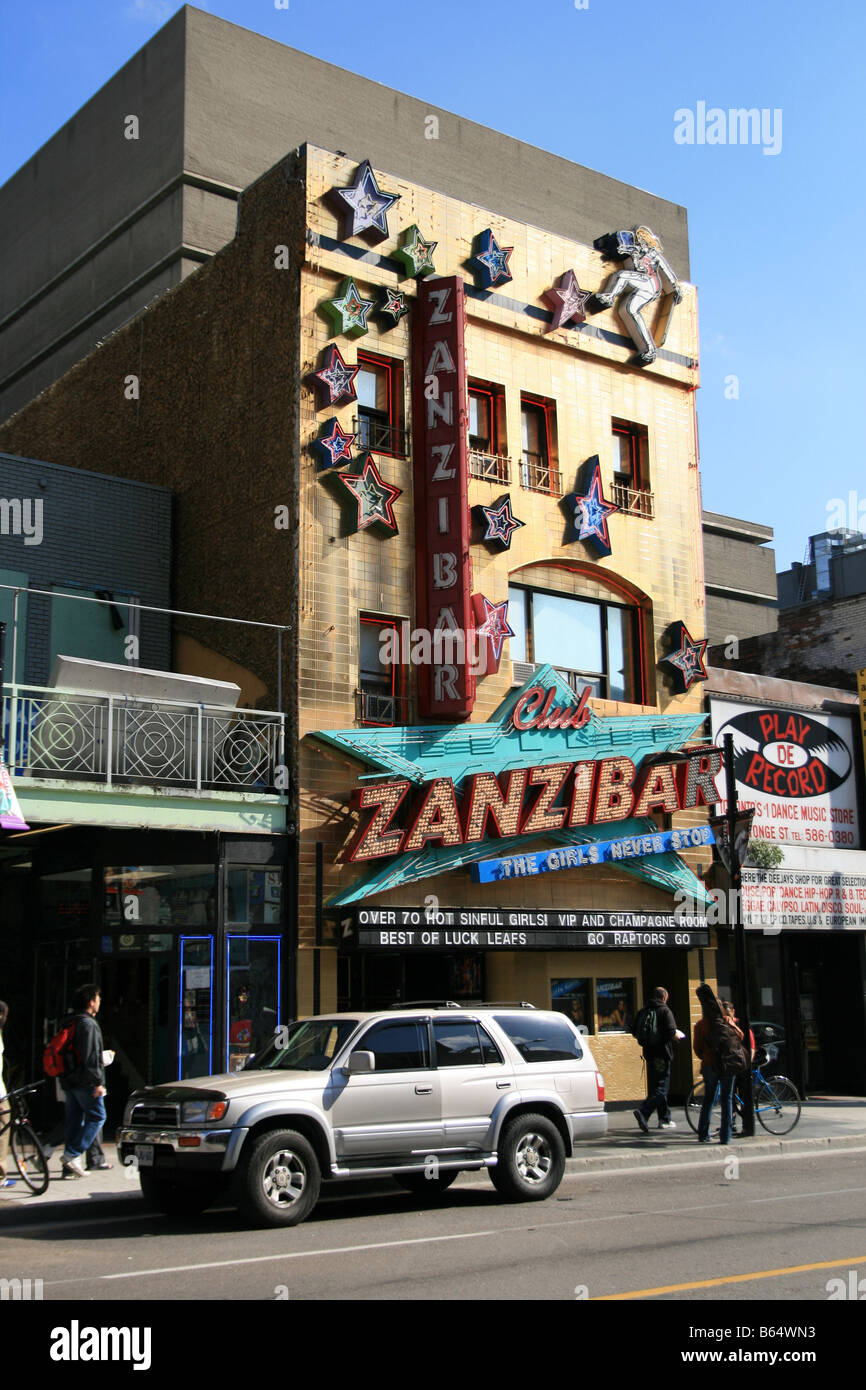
[
  {"x1": 412, "y1": 277, "x2": 474, "y2": 720},
  {"x1": 0, "y1": 760, "x2": 28, "y2": 830},
  {"x1": 471, "y1": 824, "x2": 714, "y2": 883},
  {"x1": 344, "y1": 906, "x2": 709, "y2": 951},
  {"x1": 710, "y1": 698, "x2": 861, "y2": 848}
]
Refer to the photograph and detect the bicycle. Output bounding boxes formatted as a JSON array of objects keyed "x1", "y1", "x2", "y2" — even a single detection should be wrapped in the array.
[
  {"x1": 685, "y1": 1045, "x2": 802, "y2": 1137},
  {"x1": 0, "y1": 1082, "x2": 51, "y2": 1194}
]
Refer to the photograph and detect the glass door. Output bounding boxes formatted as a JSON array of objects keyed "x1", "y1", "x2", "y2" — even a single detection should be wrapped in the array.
[
  {"x1": 179, "y1": 936, "x2": 214, "y2": 1080},
  {"x1": 226, "y1": 935, "x2": 281, "y2": 1071}
]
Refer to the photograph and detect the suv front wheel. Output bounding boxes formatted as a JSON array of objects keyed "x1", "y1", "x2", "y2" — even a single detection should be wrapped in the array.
[
  {"x1": 491, "y1": 1113, "x2": 565, "y2": 1202},
  {"x1": 235, "y1": 1128, "x2": 321, "y2": 1227}
]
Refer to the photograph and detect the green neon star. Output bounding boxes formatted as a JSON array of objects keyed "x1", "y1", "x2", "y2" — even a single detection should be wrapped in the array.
[
  {"x1": 393, "y1": 225, "x2": 437, "y2": 279},
  {"x1": 320, "y1": 278, "x2": 374, "y2": 338}
]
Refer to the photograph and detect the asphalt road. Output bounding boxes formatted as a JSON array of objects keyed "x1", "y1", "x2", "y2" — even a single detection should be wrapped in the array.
[{"x1": 5, "y1": 1145, "x2": 866, "y2": 1305}]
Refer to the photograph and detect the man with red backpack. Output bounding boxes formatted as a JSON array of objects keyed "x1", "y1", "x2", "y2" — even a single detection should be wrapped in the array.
[{"x1": 57, "y1": 983, "x2": 107, "y2": 1179}]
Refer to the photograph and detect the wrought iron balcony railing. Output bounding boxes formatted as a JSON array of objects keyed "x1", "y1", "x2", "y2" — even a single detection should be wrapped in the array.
[
  {"x1": 520, "y1": 451, "x2": 562, "y2": 496},
  {"x1": 469, "y1": 449, "x2": 512, "y2": 484},
  {"x1": 358, "y1": 688, "x2": 409, "y2": 727},
  {"x1": 2, "y1": 684, "x2": 286, "y2": 793},
  {"x1": 353, "y1": 416, "x2": 409, "y2": 458},
  {"x1": 611, "y1": 480, "x2": 655, "y2": 519}
]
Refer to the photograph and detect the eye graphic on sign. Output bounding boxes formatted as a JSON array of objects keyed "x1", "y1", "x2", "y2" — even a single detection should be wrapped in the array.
[{"x1": 719, "y1": 709, "x2": 852, "y2": 799}]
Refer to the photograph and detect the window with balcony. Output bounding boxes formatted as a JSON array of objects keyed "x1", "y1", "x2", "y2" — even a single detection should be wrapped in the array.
[
  {"x1": 359, "y1": 613, "x2": 405, "y2": 725},
  {"x1": 508, "y1": 584, "x2": 641, "y2": 703},
  {"x1": 468, "y1": 382, "x2": 510, "y2": 483},
  {"x1": 520, "y1": 395, "x2": 560, "y2": 494},
  {"x1": 611, "y1": 419, "x2": 653, "y2": 518},
  {"x1": 354, "y1": 353, "x2": 407, "y2": 457}
]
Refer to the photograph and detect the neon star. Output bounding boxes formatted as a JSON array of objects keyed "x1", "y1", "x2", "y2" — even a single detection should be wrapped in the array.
[
  {"x1": 338, "y1": 454, "x2": 402, "y2": 533},
  {"x1": 321, "y1": 279, "x2": 374, "y2": 338},
  {"x1": 378, "y1": 287, "x2": 409, "y2": 327},
  {"x1": 331, "y1": 160, "x2": 400, "y2": 242},
  {"x1": 394, "y1": 225, "x2": 437, "y2": 279},
  {"x1": 472, "y1": 229, "x2": 513, "y2": 289},
  {"x1": 473, "y1": 595, "x2": 515, "y2": 666},
  {"x1": 314, "y1": 345, "x2": 359, "y2": 407},
  {"x1": 544, "y1": 270, "x2": 591, "y2": 331},
  {"x1": 477, "y1": 495, "x2": 525, "y2": 550},
  {"x1": 660, "y1": 623, "x2": 709, "y2": 692},
  {"x1": 565, "y1": 457, "x2": 619, "y2": 557},
  {"x1": 313, "y1": 418, "x2": 355, "y2": 469}
]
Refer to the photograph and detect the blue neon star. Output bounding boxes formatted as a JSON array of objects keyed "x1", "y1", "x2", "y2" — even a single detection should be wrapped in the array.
[
  {"x1": 566, "y1": 457, "x2": 619, "y2": 557},
  {"x1": 471, "y1": 229, "x2": 513, "y2": 289}
]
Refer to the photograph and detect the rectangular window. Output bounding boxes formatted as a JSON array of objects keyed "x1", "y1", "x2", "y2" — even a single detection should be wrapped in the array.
[
  {"x1": 468, "y1": 382, "x2": 509, "y2": 483},
  {"x1": 551, "y1": 979, "x2": 592, "y2": 1031},
  {"x1": 359, "y1": 613, "x2": 404, "y2": 726},
  {"x1": 520, "y1": 395, "x2": 560, "y2": 494},
  {"x1": 355, "y1": 353, "x2": 406, "y2": 457},
  {"x1": 493, "y1": 1012, "x2": 584, "y2": 1062},
  {"x1": 596, "y1": 978, "x2": 636, "y2": 1034},
  {"x1": 611, "y1": 420, "x2": 653, "y2": 518},
  {"x1": 360, "y1": 1019, "x2": 430, "y2": 1071},
  {"x1": 508, "y1": 584, "x2": 642, "y2": 702}
]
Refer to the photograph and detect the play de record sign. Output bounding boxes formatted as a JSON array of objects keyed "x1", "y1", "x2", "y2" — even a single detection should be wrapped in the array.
[{"x1": 710, "y1": 698, "x2": 861, "y2": 849}]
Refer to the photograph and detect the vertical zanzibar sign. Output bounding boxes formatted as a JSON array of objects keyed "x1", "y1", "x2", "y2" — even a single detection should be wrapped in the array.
[{"x1": 413, "y1": 276, "x2": 475, "y2": 720}]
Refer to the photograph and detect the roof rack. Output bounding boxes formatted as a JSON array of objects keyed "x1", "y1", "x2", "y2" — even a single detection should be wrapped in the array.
[
  {"x1": 476, "y1": 1001, "x2": 537, "y2": 1009},
  {"x1": 387, "y1": 1000, "x2": 461, "y2": 1010}
]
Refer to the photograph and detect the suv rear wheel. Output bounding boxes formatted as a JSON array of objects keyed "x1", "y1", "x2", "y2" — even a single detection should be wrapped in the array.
[
  {"x1": 491, "y1": 1113, "x2": 565, "y2": 1202},
  {"x1": 235, "y1": 1128, "x2": 321, "y2": 1228}
]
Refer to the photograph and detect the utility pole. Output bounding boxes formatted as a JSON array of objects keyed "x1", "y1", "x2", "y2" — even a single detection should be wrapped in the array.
[{"x1": 724, "y1": 732, "x2": 756, "y2": 1138}]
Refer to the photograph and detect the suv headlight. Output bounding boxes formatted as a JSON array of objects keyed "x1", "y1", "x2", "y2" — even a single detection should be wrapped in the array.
[{"x1": 181, "y1": 1099, "x2": 229, "y2": 1125}]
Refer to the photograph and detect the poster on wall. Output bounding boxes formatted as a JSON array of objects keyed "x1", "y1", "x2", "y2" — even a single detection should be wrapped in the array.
[{"x1": 710, "y1": 698, "x2": 861, "y2": 849}]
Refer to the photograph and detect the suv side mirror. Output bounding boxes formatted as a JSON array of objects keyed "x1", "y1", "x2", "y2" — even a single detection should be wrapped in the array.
[{"x1": 346, "y1": 1050, "x2": 375, "y2": 1075}]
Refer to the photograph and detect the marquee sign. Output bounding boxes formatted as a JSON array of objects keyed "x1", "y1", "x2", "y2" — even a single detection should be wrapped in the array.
[
  {"x1": 344, "y1": 905, "x2": 710, "y2": 952},
  {"x1": 313, "y1": 664, "x2": 718, "y2": 907},
  {"x1": 412, "y1": 276, "x2": 475, "y2": 720}
]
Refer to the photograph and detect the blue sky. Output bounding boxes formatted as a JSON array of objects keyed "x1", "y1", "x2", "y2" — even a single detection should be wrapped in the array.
[{"x1": 2, "y1": 0, "x2": 864, "y2": 570}]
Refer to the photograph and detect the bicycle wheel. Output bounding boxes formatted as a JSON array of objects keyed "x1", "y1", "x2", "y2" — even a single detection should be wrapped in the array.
[
  {"x1": 685, "y1": 1082, "x2": 704, "y2": 1132},
  {"x1": 11, "y1": 1122, "x2": 50, "y2": 1194},
  {"x1": 754, "y1": 1076, "x2": 801, "y2": 1135}
]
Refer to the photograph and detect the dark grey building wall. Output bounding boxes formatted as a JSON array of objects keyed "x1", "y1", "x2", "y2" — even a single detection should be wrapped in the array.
[
  {"x1": 0, "y1": 452, "x2": 172, "y2": 684},
  {"x1": 0, "y1": 4, "x2": 689, "y2": 420}
]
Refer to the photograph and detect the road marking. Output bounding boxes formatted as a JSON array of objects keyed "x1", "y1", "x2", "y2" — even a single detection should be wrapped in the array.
[
  {"x1": 39, "y1": 1181, "x2": 866, "y2": 1287},
  {"x1": 594, "y1": 1254, "x2": 866, "y2": 1300},
  {"x1": 99, "y1": 1228, "x2": 501, "y2": 1279}
]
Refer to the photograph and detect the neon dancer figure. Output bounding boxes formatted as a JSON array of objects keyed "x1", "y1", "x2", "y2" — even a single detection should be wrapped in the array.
[{"x1": 594, "y1": 227, "x2": 682, "y2": 364}]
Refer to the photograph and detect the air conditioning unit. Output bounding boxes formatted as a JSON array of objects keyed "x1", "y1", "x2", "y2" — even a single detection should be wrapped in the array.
[{"x1": 510, "y1": 661, "x2": 538, "y2": 687}]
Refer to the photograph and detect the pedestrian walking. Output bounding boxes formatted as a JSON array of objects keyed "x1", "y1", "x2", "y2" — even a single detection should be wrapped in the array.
[
  {"x1": 693, "y1": 985, "x2": 749, "y2": 1144},
  {"x1": 632, "y1": 986, "x2": 685, "y2": 1132},
  {"x1": 60, "y1": 983, "x2": 107, "y2": 1178},
  {"x1": 0, "y1": 1001, "x2": 11, "y2": 1188}
]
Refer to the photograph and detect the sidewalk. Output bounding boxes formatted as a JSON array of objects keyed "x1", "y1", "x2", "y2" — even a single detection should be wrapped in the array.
[{"x1": 3, "y1": 1098, "x2": 865, "y2": 1211}]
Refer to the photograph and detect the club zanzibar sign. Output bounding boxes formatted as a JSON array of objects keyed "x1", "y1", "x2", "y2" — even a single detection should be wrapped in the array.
[{"x1": 314, "y1": 667, "x2": 721, "y2": 914}]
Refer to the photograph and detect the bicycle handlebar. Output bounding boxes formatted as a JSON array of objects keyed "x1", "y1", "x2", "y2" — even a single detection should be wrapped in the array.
[{"x1": 5, "y1": 1080, "x2": 46, "y2": 1100}]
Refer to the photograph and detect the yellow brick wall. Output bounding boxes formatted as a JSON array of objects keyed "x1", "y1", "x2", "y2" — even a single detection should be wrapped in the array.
[{"x1": 296, "y1": 148, "x2": 711, "y2": 1100}]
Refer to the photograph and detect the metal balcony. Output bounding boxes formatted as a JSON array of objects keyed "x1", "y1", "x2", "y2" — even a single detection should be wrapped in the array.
[
  {"x1": 520, "y1": 451, "x2": 561, "y2": 496},
  {"x1": 469, "y1": 450, "x2": 512, "y2": 484},
  {"x1": 611, "y1": 480, "x2": 655, "y2": 519},
  {"x1": 2, "y1": 684, "x2": 286, "y2": 793}
]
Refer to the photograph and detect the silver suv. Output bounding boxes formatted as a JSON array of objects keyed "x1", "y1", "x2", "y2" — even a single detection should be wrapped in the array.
[{"x1": 117, "y1": 1004, "x2": 607, "y2": 1227}]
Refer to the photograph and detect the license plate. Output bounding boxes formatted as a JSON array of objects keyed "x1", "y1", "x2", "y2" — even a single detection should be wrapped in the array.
[{"x1": 135, "y1": 1145, "x2": 154, "y2": 1167}]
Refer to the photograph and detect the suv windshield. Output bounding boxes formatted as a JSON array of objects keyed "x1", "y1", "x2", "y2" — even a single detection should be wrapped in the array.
[{"x1": 246, "y1": 1019, "x2": 359, "y2": 1071}]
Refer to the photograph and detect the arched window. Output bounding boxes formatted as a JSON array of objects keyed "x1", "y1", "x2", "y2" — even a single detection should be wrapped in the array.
[{"x1": 508, "y1": 562, "x2": 650, "y2": 705}]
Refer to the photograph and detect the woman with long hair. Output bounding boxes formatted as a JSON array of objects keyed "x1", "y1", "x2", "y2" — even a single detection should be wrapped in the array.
[{"x1": 693, "y1": 984, "x2": 743, "y2": 1144}]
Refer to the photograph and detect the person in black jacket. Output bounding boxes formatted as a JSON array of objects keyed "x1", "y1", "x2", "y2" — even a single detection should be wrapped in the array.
[
  {"x1": 60, "y1": 983, "x2": 107, "y2": 1179},
  {"x1": 633, "y1": 986, "x2": 685, "y2": 1132}
]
